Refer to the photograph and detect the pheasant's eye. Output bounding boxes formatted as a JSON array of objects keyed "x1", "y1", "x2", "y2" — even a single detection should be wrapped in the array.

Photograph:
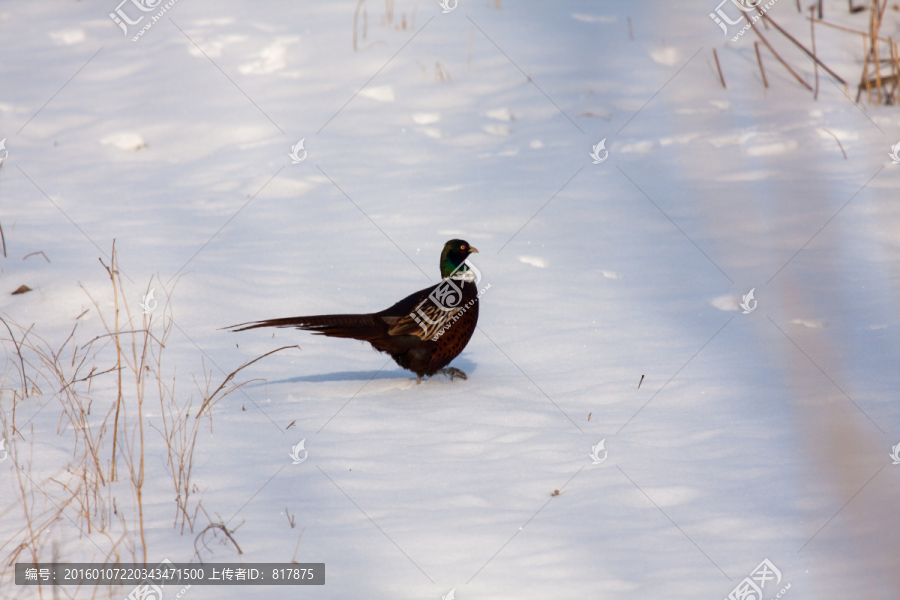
[{"x1": 460, "y1": 245, "x2": 467, "y2": 250}]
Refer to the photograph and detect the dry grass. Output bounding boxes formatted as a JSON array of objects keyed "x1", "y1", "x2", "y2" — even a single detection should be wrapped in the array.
[
  {"x1": 0, "y1": 243, "x2": 298, "y2": 597},
  {"x1": 732, "y1": 2, "x2": 900, "y2": 105}
]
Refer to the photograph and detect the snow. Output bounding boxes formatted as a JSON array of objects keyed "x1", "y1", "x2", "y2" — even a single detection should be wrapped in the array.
[{"x1": 1, "y1": 0, "x2": 900, "y2": 599}]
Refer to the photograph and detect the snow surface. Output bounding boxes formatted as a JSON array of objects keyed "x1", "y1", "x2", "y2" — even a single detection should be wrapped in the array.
[{"x1": 1, "y1": 0, "x2": 900, "y2": 598}]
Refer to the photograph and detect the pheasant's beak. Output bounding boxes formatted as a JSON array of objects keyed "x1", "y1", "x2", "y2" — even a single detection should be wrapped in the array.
[{"x1": 468, "y1": 247, "x2": 479, "y2": 254}]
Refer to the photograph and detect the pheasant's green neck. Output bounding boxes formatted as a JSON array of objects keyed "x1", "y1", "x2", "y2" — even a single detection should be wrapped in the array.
[
  {"x1": 440, "y1": 256, "x2": 464, "y2": 279},
  {"x1": 440, "y1": 248, "x2": 468, "y2": 278}
]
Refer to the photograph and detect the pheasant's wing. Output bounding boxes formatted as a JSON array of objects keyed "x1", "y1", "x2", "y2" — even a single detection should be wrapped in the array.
[
  {"x1": 384, "y1": 299, "x2": 462, "y2": 340},
  {"x1": 375, "y1": 283, "x2": 463, "y2": 340}
]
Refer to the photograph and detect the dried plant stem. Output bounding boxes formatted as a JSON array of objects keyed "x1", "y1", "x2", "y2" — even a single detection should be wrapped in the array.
[
  {"x1": 873, "y1": 1, "x2": 882, "y2": 103},
  {"x1": 0, "y1": 240, "x2": 281, "y2": 588},
  {"x1": 353, "y1": 0, "x2": 365, "y2": 51},
  {"x1": 713, "y1": 48, "x2": 726, "y2": 88},
  {"x1": 810, "y1": 7, "x2": 819, "y2": 99},
  {"x1": 808, "y1": 17, "x2": 890, "y2": 42},
  {"x1": 821, "y1": 128, "x2": 848, "y2": 159},
  {"x1": 194, "y1": 345, "x2": 300, "y2": 418},
  {"x1": 860, "y1": 33, "x2": 872, "y2": 101},
  {"x1": 23, "y1": 251, "x2": 50, "y2": 262},
  {"x1": 0, "y1": 164, "x2": 5, "y2": 258},
  {"x1": 888, "y1": 38, "x2": 900, "y2": 104},
  {"x1": 758, "y1": 11, "x2": 846, "y2": 84},
  {"x1": 195, "y1": 521, "x2": 243, "y2": 560},
  {"x1": 753, "y1": 25, "x2": 813, "y2": 90},
  {"x1": 291, "y1": 527, "x2": 306, "y2": 563},
  {"x1": 755, "y1": 41, "x2": 769, "y2": 88},
  {"x1": 98, "y1": 242, "x2": 125, "y2": 483},
  {"x1": 0, "y1": 315, "x2": 29, "y2": 407}
]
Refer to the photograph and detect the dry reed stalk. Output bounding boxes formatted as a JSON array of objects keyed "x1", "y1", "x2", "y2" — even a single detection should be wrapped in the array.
[
  {"x1": 890, "y1": 39, "x2": 900, "y2": 104},
  {"x1": 96, "y1": 242, "x2": 124, "y2": 483},
  {"x1": 808, "y1": 17, "x2": 891, "y2": 42},
  {"x1": 713, "y1": 48, "x2": 726, "y2": 88},
  {"x1": 810, "y1": 7, "x2": 819, "y2": 99},
  {"x1": 755, "y1": 41, "x2": 769, "y2": 88},
  {"x1": 0, "y1": 241, "x2": 304, "y2": 589},
  {"x1": 860, "y1": 32, "x2": 872, "y2": 102},
  {"x1": 194, "y1": 345, "x2": 299, "y2": 419},
  {"x1": 873, "y1": 1, "x2": 883, "y2": 102},
  {"x1": 290, "y1": 527, "x2": 306, "y2": 563},
  {"x1": 0, "y1": 316, "x2": 29, "y2": 410},
  {"x1": 821, "y1": 128, "x2": 848, "y2": 158},
  {"x1": 753, "y1": 25, "x2": 813, "y2": 90},
  {"x1": 353, "y1": 0, "x2": 365, "y2": 51},
  {"x1": 758, "y1": 11, "x2": 846, "y2": 84},
  {"x1": 0, "y1": 162, "x2": 5, "y2": 258}
]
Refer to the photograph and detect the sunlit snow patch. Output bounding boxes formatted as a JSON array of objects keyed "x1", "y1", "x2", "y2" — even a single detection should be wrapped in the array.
[
  {"x1": 619, "y1": 141, "x2": 654, "y2": 154},
  {"x1": 49, "y1": 29, "x2": 85, "y2": 45},
  {"x1": 711, "y1": 295, "x2": 740, "y2": 311},
  {"x1": 486, "y1": 107, "x2": 514, "y2": 121},
  {"x1": 238, "y1": 36, "x2": 299, "y2": 74},
  {"x1": 745, "y1": 140, "x2": 798, "y2": 156},
  {"x1": 412, "y1": 112, "x2": 441, "y2": 125},
  {"x1": 791, "y1": 318, "x2": 824, "y2": 328},
  {"x1": 571, "y1": 14, "x2": 617, "y2": 23},
  {"x1": 483, "y1": 124, "x2": 511, "y2": 135},
  {"x1": 359, "y1": 85, "x2": 395, "y2": 102},
  {"x1": 519, "y1": 256, "x2": 549, "y2": 268},
  {"x1": 650, "y1": 47, "x2": 680, "y2": 66},
  {"x1": 417, "y1": 127, "x2": 442, "y2": 139},
  {"x1": 101, "y1": 133, "x2": 146, "y2": 151}
]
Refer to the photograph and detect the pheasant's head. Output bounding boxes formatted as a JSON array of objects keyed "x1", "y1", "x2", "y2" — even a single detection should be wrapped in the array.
[{"x1": 440, "y1": 239, "x2": 479, "y2": 279}]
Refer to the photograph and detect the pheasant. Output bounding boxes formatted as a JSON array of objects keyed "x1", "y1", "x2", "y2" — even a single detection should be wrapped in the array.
[{"x1": 228, "y1": 240, "x2": 482, "y2": 382}]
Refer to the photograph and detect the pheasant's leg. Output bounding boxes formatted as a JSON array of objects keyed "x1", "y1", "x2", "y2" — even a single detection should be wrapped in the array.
[
  {"x1": 435, "y1": 367, "x2": 467, "y2": 381},
  {"x1": 416, "y1": 374, "x2": 422, "y2": 384}
]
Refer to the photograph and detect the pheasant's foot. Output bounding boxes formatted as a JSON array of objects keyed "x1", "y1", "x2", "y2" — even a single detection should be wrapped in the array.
[
  {"x1": 416, "y1": 374, "x2": 422, "y2": 385},
  {"x1": 435, "y1": 367, "x2": 467, "y2": 381}
]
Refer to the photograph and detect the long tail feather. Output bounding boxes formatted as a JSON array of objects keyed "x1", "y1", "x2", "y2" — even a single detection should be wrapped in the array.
[{"x1": 227, "y1": 314, "x2": 385, "y2": 341}]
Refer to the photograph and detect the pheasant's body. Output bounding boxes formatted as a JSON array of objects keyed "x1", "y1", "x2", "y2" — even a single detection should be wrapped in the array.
[{"x1": 228, "y1": 240, "x2": 481, "y2": 381}]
